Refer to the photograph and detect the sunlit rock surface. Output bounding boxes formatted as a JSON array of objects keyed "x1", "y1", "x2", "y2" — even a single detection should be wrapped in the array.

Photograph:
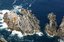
[
  {"x1": 45, "y1": 13, "x2": 57, "y2": 37},
  {"x1": 0, "y1": 6, "x2": 43, "y2": 37},
  {"x1": 45, "y1": 13, "x2": 64, "y2": 42}
]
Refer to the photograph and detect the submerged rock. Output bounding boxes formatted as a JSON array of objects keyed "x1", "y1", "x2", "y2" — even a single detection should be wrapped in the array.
[{"x1": 57, "y1": 16, "x2": 64, "y2": 41}]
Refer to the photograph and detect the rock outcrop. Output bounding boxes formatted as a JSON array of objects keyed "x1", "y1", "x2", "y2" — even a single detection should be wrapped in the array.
[
  {"x1": 3, "y1": 6, "x2": 42, "y2": 36},
  {"x1": 45, "y1": 12, "x2": 57, "y2": 37},
  {"x1": 45, "y1": 13, "x2": 64, "y2": 41},
  {"x1": 57, "y1": 16, "x2": 64, "y2": 40}
]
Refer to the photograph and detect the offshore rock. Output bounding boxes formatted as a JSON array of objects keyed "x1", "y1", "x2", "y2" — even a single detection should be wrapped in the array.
[
  {"x1": 45, "y1": 12, "x2": 57, "y2": 37},
  {"x1": 45, "y1": 13, "x2": 64, "y2": 41},
  {"x1": 57, "y1": 16, "x2": 64, "y2": 40},
  {"x1": 3, "y1": 7, "x2": 42, "y2": 36}
]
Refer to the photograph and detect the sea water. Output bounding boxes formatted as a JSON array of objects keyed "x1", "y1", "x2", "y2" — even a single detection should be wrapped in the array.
[{"x1": 0, "y1": 0, "x2": 64, "y2": 42}]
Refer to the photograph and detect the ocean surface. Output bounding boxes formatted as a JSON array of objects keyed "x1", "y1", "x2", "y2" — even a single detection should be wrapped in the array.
[{"x1": 0, "y1": 0, "x2": 64, "y2": 42}]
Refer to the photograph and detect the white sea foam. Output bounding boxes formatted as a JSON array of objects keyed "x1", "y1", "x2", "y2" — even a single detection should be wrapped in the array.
[
  {"x1": 0, "y1": 12, "x2": 8, "y2": 30},
  {"x1": 36, "y1": 32, "x2": 43, "y2": 36},
  {"x1": 58, "y1": 39, "x2": 64, "y2": 42},
  {"x1": 10, "y1": 29, "x2": 43, "y2": 38},
  {"x1": 2, "y1": 10, "x2": 10, "y2": 14},
  {"x1": 0, "y1": 22, "x2": 8, "y2": 30},
  {"x1": 10, "y1": 30, "x2": 23, "y2": 38},
  {"x1": 13, "y1": 5, "x2": 23, "y2": 13},
  {"x1": 46, "y1": 31, "x2": 54, "y2": 37},
  {"x1": 0, "y1": 14, "x2": 4, "y2": 19},
  {"x1": 13, "y1": 5, "x2": 22, "y2": 10},
  {"x1": 0, "y1": 19, "x2": 4, "y2": 22},
  {"x1": 6, "y1": 29, "x2": 11, "y2": 32}
]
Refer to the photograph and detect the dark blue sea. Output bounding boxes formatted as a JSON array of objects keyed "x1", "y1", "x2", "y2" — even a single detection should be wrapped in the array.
[{"x1": 0, "y1": 0, "x2": 64, "y2": 42}]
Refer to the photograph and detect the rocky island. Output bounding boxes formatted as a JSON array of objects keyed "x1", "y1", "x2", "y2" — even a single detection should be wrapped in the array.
[
  {"x1": 45, "y1": 13, "x2": 57, "y2": 37},
  {"x1": 45, "y1": 13, "x2": 64, "y2": 42},
  {"x1": 0, "y1": 6, "x2": 43, "y2": 38},
  {"x1": 1, "y1": 5, "x2": 64, "y2": 42}
]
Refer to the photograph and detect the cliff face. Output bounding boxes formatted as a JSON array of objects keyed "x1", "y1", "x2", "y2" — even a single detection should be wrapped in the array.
[{"x1": 3, "y1": 8, "x2": 40, "y2": 35}]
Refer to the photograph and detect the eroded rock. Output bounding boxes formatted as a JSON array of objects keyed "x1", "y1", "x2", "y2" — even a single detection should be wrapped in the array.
[
  {"x1": 57, "y1": 16, "x2": 64, "y2": 40},
  {"x1": 45, "y1": 13, "x2": 64, "y2": 41},
  {"x1": 3, "y1": 8, "x2": 41, "y2": 35},
  {"x1": 45, "y1": 12, "x2": 57, "y2": 37}
]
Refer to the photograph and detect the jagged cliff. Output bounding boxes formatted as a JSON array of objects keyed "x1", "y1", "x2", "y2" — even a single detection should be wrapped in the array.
[{"x1": 57, "y1": 16, "x2": 64, "y2": 40}]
